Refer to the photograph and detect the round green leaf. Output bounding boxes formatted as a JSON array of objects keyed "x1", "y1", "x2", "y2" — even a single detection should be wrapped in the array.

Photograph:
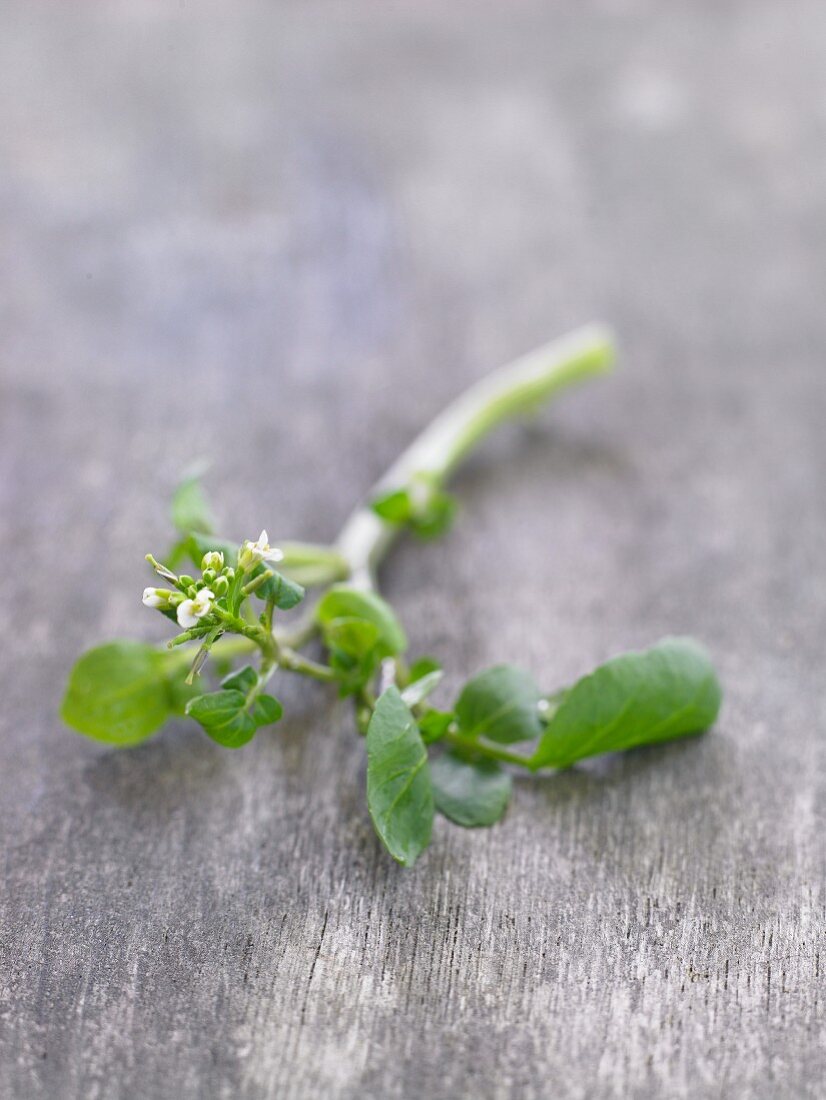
[
  {"x1": 316, "y1": 586, "x2": 407, "y2": 657},
  {"x1": 61, "y1": 641, "x2": 179, "y2": 747}
]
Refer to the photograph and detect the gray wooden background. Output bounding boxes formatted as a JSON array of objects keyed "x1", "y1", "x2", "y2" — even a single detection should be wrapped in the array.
[{"x1": 1, "y1": 2, "x2": 823, "y2": 1098}]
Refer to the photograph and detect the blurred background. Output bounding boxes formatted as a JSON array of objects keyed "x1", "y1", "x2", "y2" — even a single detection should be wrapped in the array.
[{"x1": 1, "y1": 3, "x2": 824, "y2": 1099}]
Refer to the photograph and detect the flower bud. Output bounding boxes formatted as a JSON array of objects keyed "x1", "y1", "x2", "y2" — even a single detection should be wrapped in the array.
[
  {"x1": 213, "y1": 575, "x2": 229, "y2": 596},
  {"x1": 178, "y1": 574, "x2": 195, "y2": 589},
  {"x1": 145, "y1": 554, "x2": 178, "y2": 582},
  {"x1": 201, "y1": 551, "x2": 224, "y2": 573},
  {"x1": 202, "y1": 568, "x2": 216, "y2": 584},
  {"x1": 142, "y1": 587, "x2": 175, "y2": 610}
]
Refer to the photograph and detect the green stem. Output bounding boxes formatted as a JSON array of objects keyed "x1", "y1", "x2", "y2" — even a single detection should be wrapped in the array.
[
  {"x1": 443, "y1": 730, "x2": 534, "y2": 769},
  {"x1": 213, "y1": 608, "x2": 269, "y2": 650},
  {"x1": 241, "y1": 571, "x2": 271, "y2": 597},
  {"x1": 262, "y1": 596, "x2": 276, "y2": 635},
  {"x1": 212, "y1": 607, "x2": 337, "y2": 683},
  {"x1": 244, "y1": 659, "x2": 276, "y2": 709},
  {"x1": 278, "y1": 648, "x2": 339, "y2": 683},
  {"x1": 335, "y1": 324, "x2": 614, "y2": 587}
]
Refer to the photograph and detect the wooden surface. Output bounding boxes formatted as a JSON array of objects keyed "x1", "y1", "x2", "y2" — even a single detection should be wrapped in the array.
[{"x1": 1, "y1": 3, "x2": 824, "y2": 1097}]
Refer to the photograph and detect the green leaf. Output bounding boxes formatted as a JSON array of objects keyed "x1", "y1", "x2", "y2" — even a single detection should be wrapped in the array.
[
  {"x1": 251, "y1": 693, "x2": 283, "y2": 727},
  {"x1": 371, "y1": 488, "x2": 414, "y2": 524},
  {"x1": 185, "y1": 689, "x2": 257, "y2": 748},
  {"x1": 530, "y1": 637, "x2": 723, "y2": 770},
  {"x1": 430, "y1": 752, "x2": 512, "y2": 827},
  {"x1": 371, "y1": 483, "x2": 456, "y2": 540},
  {"x1": 61, "y1": 641, "x2": 188, "y2": 747},
  {"x1": 455, "y1": 664, "x2": 544, "y2": 745},
  {"x1": 408, "y1": 656, "x2": 442, "y2": 682},
  {"x1": 187, "y1": 668, "x2": 283, "y2": 744},
  {"x1": 410, "y1": 491, "x2": 456, "y2": 539},
  {"x1": 221, "y1": 665, "x2": 258, "y2": 693},
  {"x1": 401, "y1": 669, "x2": 444, "y2": 708},
  {"x1": 255, "y1": 569, "x2": 305, "y2": 610},
  {"x1": 317, "y1": 590, "x2": 407, "y2": 697},
  {"x1": 366, "y1": 687, "x2": 433, "y2": 866},
  {"x1": 321, "y1": 617, "x2": 383, "y2": 696},
  {"x1": 171, "y1": 474, "x2": 214, "y2": 535},
  {"x1": 316, "y1": 586, "x2": 407, "y2": 658},
  {"x1": 418, "y1": 709, "x2": 454, "y2": 743},
  {"x1": 323, "y1": 617, "x2": 381, "y2": 658}
]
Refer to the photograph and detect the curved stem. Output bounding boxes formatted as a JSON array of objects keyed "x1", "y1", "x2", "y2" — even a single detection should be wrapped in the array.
[
  {"x1": 335, "y1": 324, "x2": 614, "y2": 588},
  {"x1": 171, "y1": 326, "x2": 614, "y2": 682}
]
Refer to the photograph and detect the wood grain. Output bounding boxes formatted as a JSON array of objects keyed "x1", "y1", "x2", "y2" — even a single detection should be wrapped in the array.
[{"x1": 0, "y1": 2, "x2": 824, "y2": 1097}]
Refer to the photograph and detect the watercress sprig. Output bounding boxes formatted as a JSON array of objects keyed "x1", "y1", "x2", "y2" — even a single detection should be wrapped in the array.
[{"x1": 61, "y1": 325, "x2": 723, "y2": 866}]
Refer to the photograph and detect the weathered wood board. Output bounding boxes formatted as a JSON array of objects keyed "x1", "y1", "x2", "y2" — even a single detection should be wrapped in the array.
[{"x1": 1, "y1": 2, "x2": 823, "y2": 1097}]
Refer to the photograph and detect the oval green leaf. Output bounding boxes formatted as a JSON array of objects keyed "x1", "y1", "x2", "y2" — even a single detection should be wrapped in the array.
[
  {"x1": 531, "y1": 637, "x2": 723, "y2": 769},
  {"x1": 366, "y1": 687, "x2": 433, "y2": 866},
  {"x1": 61, "y1": 641, "x2": 182, "y2": 747}
]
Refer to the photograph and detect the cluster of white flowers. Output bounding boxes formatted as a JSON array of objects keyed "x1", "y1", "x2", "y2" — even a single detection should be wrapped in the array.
[{"x1": 142, "y1": 532, "x2": 283, "y2": 631}]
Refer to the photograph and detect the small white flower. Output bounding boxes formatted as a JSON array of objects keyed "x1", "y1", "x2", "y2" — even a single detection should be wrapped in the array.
[
  {"x1": 176, "y1": 587, "x2": 215, "y2": 629},
  {"x1": 143, "y1": 587, "x2": 175, "y2": 609},
  {"x1": 201, "y1": 550, "x2": 224, "y2": 573},
  {"x1": 239, "y1": 529, "x2": 283, "y2": 569}
]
